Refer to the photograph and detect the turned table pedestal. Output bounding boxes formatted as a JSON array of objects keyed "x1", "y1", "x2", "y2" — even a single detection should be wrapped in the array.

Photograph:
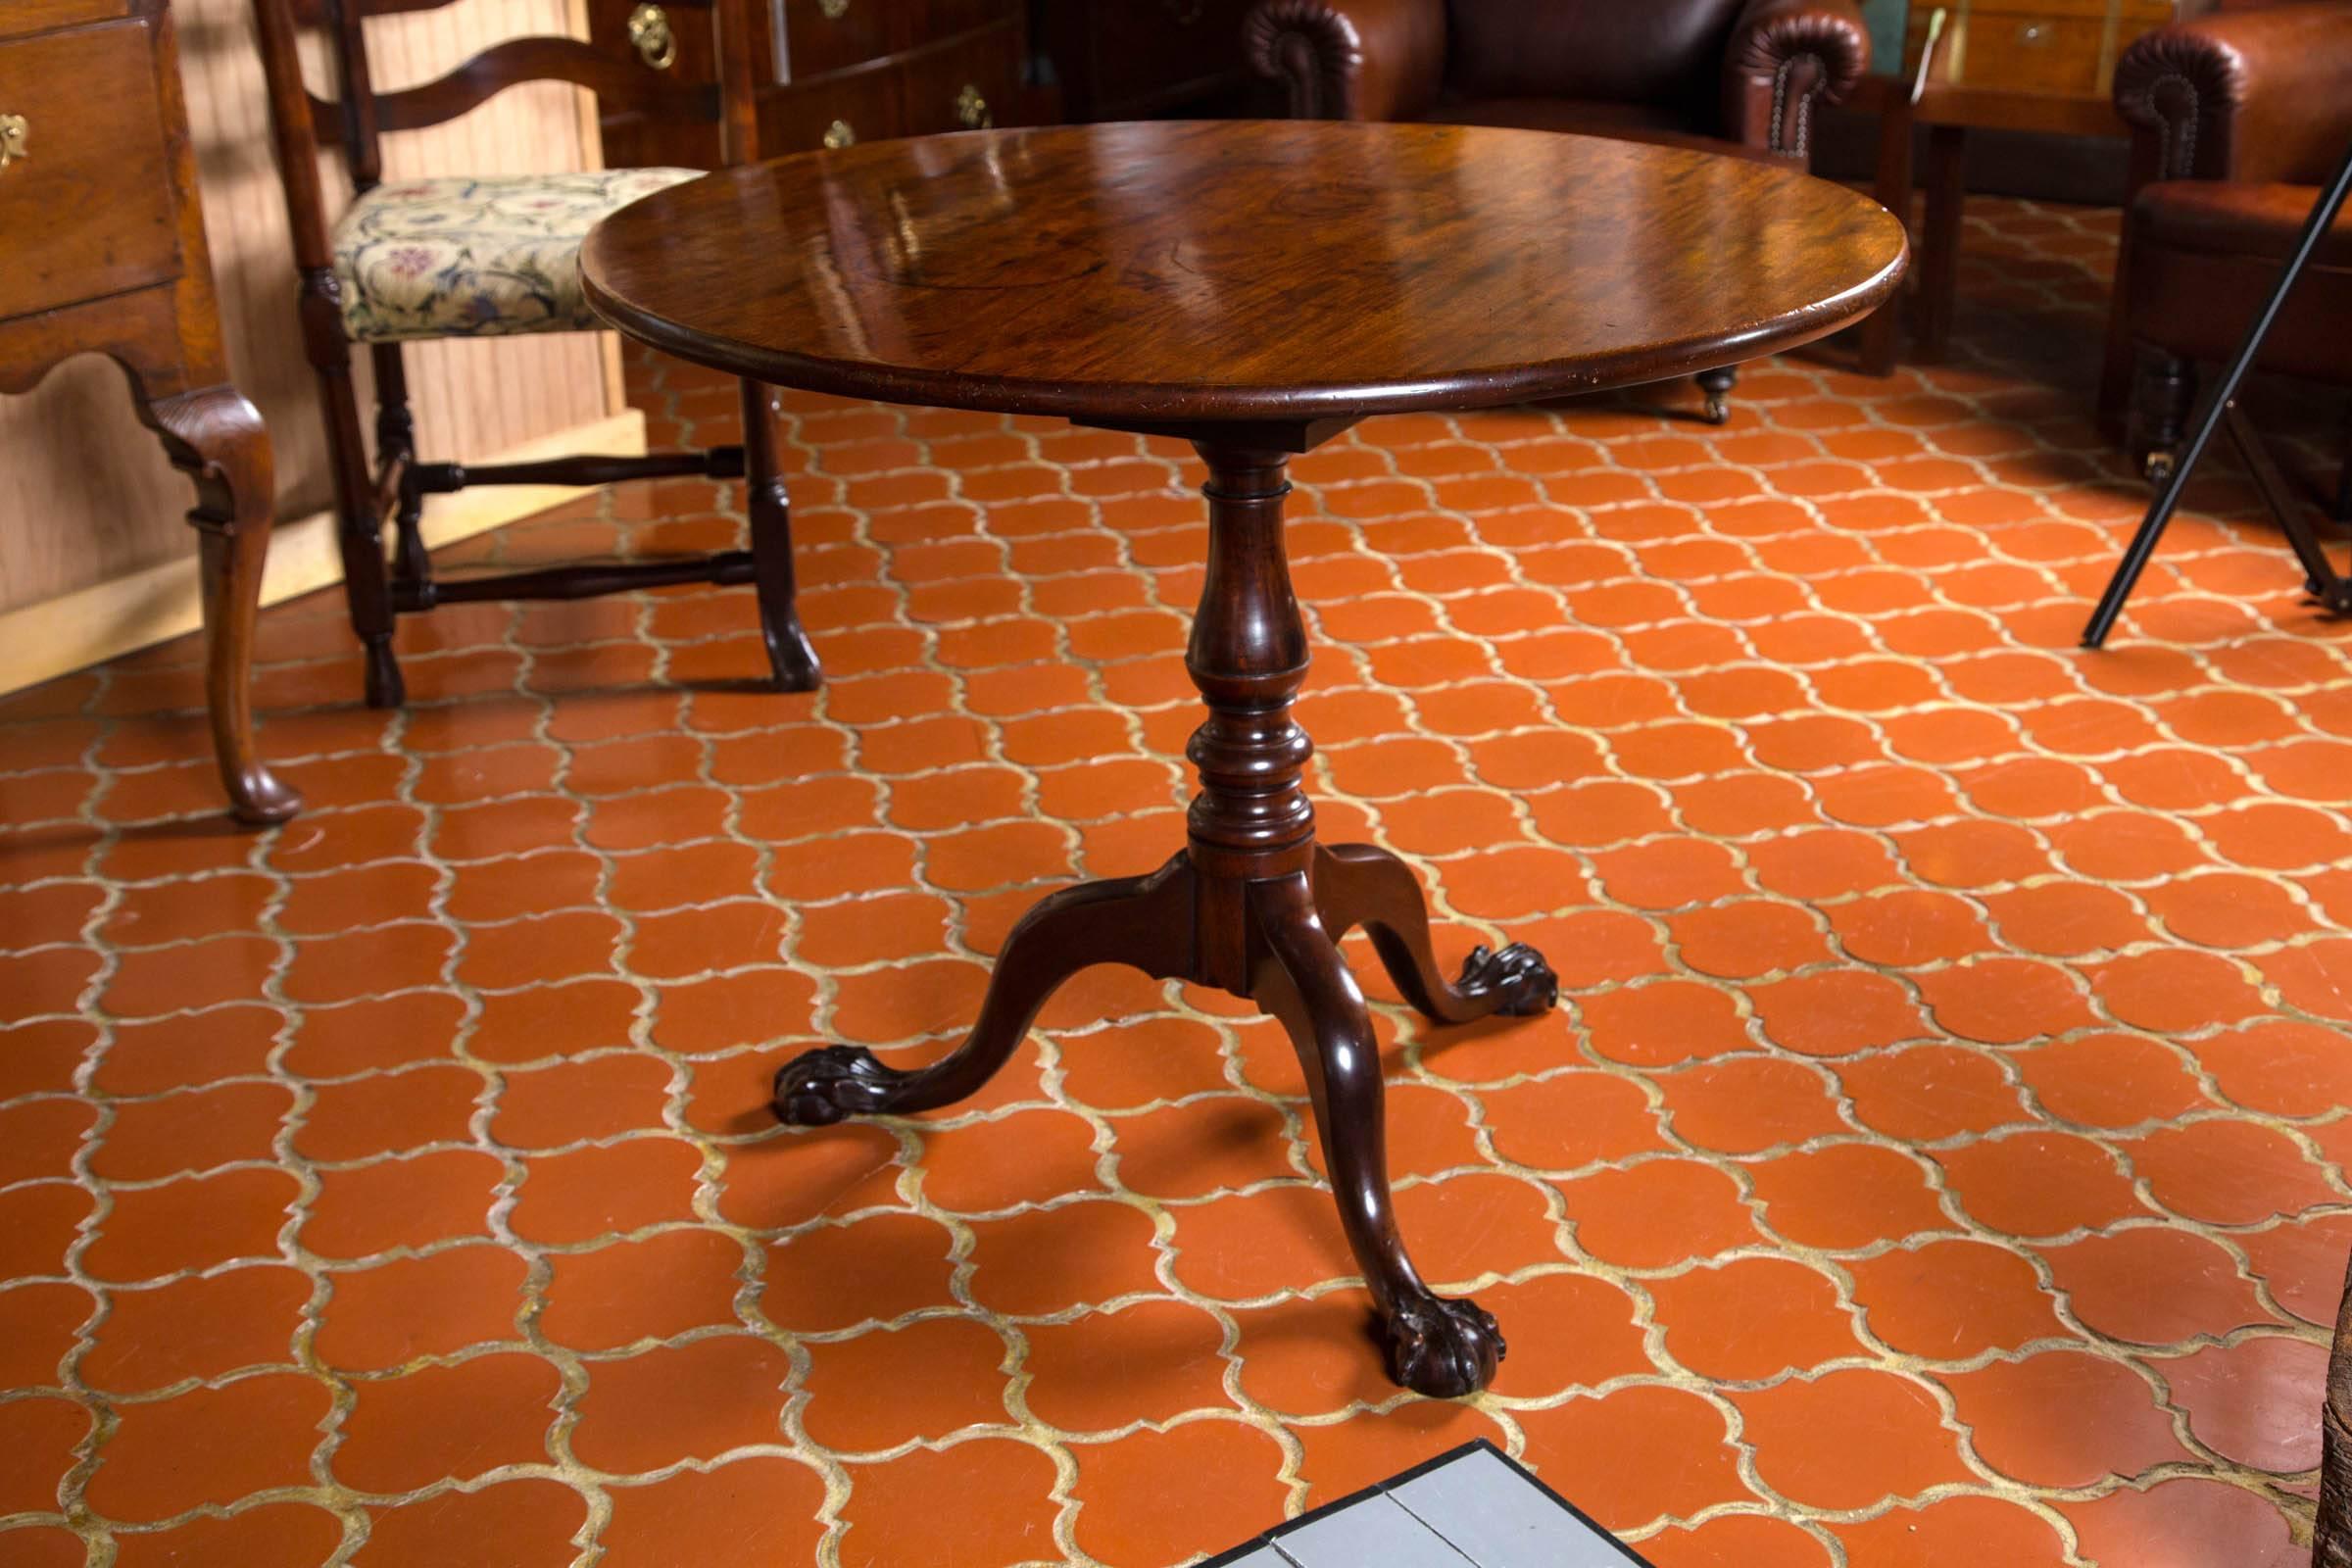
[{"x1": 583, "y1": 121, "x2": 1906, "y2": 1396}]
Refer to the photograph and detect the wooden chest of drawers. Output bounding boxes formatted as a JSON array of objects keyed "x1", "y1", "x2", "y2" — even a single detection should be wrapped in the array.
[
  {"x1": 7, "y1": 0, "x2": 139, "y2": 30},
  {"x1": 0, "y1": 16, "x2": 182, "y2": 320},
  {"x1": 0, "y1": 0, "x2": 296, "y2": 823},
  {"x1": 1905, "y1": 0, "x2": 2180, "y2": 99},
  {"x1": 591, "y1": 0, "x2": 1041, "y2": 168}
]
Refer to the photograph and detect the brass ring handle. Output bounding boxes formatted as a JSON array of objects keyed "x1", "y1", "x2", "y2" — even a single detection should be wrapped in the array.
[
  {"x1": 955, "y1": 83, "x2": 993, "y2": 130},
  {"x1": 626, "y1": 4, "x2": 677, "y2": 70},
  {"x1": 0, "y1": 115, "x2": 27, "y2": 172},
  {"x1": 822, "y1": 119, "x2": 856, "y2": 150}
]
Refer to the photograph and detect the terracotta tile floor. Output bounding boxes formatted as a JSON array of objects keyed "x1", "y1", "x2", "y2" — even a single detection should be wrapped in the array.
[{"x1": 5, "y1": 194, "x2": 2352, "y2": 1567}]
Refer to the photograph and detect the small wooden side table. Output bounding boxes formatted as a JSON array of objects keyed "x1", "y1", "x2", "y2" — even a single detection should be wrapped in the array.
[
  {"x1": 584, "y1": 122, "x2": 1905, "y2": 1398},
  {"x1": 0, "y1": 0, "x2": 298, "y2": 826},
  {"x1": 1850, "y1": 0, "x2": 2184, "y2": 373},
  {"x1": 1853, "y1": 74, "x2": 2126, "y2": 373}
]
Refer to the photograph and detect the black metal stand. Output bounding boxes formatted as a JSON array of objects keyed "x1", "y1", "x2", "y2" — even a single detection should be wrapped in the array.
[{"x1": 2082, "y1": 137, "x2": 2352, "y2": 648}]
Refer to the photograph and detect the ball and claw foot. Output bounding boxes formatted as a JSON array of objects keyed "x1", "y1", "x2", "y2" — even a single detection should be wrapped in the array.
[
  {"x1": 772, "y1": 1045, "x2": 904, "y2": 1127},
  {"x1": 2144, "y1": 448, "x2": 2178, "y2": 485},
  {"x1": 1386, "y1": 1293, "x2": 1507, "y2": 1397},
  {"x1": 1704, "y1": 391, "x2": 1732, "y2": 426},
  {"x1": 1456, "y1": 943, "x2": 1559, "y2": 1017}
]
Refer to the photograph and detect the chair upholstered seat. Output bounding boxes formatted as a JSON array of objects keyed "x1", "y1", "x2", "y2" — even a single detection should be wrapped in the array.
[{"x1": 333, "y1": 169, "x2": 703, "y2": 343}]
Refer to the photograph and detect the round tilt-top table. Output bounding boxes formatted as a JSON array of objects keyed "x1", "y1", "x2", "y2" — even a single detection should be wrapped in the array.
[{"x1": 583, "y1": 121, "x2": 1906, "y2": 1397}]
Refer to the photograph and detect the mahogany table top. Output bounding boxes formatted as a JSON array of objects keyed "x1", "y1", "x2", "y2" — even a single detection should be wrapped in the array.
[{"x1": 581, "y1": 120, "x2": 1908, "y2": 424}]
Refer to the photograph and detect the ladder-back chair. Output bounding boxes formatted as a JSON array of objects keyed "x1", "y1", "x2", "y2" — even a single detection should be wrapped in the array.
[{"x1": 246, "y1": 0, "x2": 818, "y2": 708}]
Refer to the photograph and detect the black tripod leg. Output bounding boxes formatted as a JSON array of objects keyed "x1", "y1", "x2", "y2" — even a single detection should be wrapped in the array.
[
  {"x1": 2082, "y1": 134, "x2": 2352, "y2": 649},
  {"x1": 2081, "y1": 400, "x2": 2211, "y2": 649},
  {"x1": 2225, "y1": 404, "x2": 2345, "y2": 604}
]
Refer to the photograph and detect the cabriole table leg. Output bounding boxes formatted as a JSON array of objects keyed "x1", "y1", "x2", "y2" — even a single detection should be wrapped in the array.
[{"x1": 139, "y1": 384, "x2": 302, "y2": 827}]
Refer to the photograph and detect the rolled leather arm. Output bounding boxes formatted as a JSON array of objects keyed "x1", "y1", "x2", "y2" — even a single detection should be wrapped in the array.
[
  {"x1": 1244, "y1": 0, "x2": 1447, "y2": 122},
  {"x1": 1719, "y1": 0, "x2": 1872, "y2": 161},
  {"x1": 2114, "y1": 0, "x2": 2352, "y2": 186}
]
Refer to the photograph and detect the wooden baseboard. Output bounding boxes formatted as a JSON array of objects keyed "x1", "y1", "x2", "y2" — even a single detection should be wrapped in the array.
[{"x1": 0, "y1": 410, "x2": 647, "y2": 700}]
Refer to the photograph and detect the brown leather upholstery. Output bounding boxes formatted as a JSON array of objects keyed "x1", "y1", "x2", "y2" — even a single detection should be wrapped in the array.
[
  {"x1": 2126, "y1": 181, "x2": 2352, "y2": 378},
  {"x1": 2114, "y1": 0, "x2": 2352, "y2": 185},
  {"x1": 2099, "y1": 0, "x2": 2352, "y2": 447},
  {"x1": 1445, "y1": 0, "x2": 1748, "y2": 114},
  {"x1": 1245, "y1": 0, "x2": 1870, "y2": 163},
  {"x1": 2136, "y1": 179, "x2": 2352, "y2": 269},
  {"x1": 1247, "y1": 0, "x2": 1448, "y2": 123}
]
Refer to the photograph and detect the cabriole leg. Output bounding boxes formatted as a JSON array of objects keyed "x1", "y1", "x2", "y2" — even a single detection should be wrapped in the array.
[
  {"x1": 1311, "y1": 843, "x2": 1557, "y2": 1025},
  {"x1": 1250, "y1": 873, "x2": 1506, "y2": 1396},
  {"x1": 740, "y1": 380, "x2": 820, "y2": 692},
  {"x1": 773, "y1": 855, "x2": 1194, "y2": 1124},
  {"x1": 137, "y1": 384, "x2": 302, "y2": 826}
]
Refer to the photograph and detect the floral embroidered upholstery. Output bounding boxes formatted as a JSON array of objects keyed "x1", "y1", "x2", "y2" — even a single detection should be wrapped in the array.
[{"x1": 332, "y1": 170, "x2": 704, "y2": 343}]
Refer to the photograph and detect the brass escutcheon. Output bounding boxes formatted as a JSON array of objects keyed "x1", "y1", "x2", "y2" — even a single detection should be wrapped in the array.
[
  {"x1": 626, "y1": 3, "x2": 677, "y2": 70},
  {"x1": 955, "y1": 83, "x2": 992, "y2": 129},
  {"x1": 818, "y1": 0, "x2": 850, "y2": 18},
  {"x1": 0, "y1": 114, "x2": 27, "y2": 172},
  {"x1": 822, "y1": 119, "x2": 856, "y2": 149}
]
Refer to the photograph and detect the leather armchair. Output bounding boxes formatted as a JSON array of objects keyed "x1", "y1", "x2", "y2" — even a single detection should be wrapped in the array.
[
  {"x1": 2098, "y1": 0, "x2": 2352, "y2": 469},
  {"x1": 1247, "y1": 0, "x2": 1872, "y2": 420}
]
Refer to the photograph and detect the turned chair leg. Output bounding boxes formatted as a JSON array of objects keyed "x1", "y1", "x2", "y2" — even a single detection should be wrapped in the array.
[
  {"x1": 1311, "y1": 844, "x2": 1556, "y2": 1026},
  {"x1": 1249, "y1": 873, "x2": 1507, "y2": 1397},
  {"x1": 740, "y1": 379, "x2": 820, "y2": 692},
  {"x1": 373, "y1": 344, "x2": 430, "y2": 589},
  {"x1": 302, "y1": 272, "x2": 404, "y2": 709},
  {"x1": 773, "y1": 855, "x2": 1195, "y2": 1123},
  {"x1": 2133, "y1": 347, "x2": 2199, "y2": 484},
  {"x1": 330, "y1": 493, "x2": 405, "y2": 710},
  {"x1": 1694, "y1": 367, "x2": 1737, "y2": 426}
]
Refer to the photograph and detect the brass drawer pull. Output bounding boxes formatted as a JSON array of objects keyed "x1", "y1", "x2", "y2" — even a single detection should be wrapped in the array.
[
  {"x1": 955, "y1": 83, "x2": 992, "y2": 130},
  {"x1": 627, "y1": 3, "x2": 677, "y2": 70},
  {"x1": 822, "y1": 119, "x2": 856, "y2": 150},
  {"x1": 0, "y1": 114, "x2": 27, "y2": 172},
  {"x1": 819, "y1": 0, "x2": 849, "y2": 17}
]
